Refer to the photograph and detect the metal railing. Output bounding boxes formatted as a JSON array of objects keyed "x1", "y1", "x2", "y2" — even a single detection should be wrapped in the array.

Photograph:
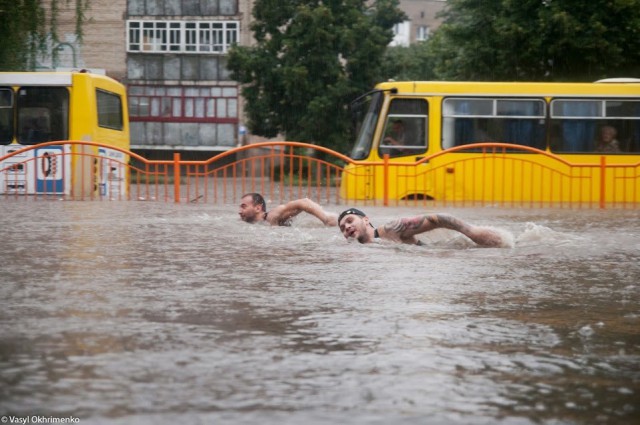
[{"x1": 1, "y1": 140, "x2": 638, "y2": 209}]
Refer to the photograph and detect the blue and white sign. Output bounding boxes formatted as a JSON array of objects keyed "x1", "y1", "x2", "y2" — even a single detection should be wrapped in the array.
[{"x1": 35, "y1": 146, "x2": 66, "y2": 193}]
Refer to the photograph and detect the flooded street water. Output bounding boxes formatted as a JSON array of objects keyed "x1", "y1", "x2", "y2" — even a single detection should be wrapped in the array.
[{"x1": 0, "y1": 199, "x2": 638, "y2": 425}]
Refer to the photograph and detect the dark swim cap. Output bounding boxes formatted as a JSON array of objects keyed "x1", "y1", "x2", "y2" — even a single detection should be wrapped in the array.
[{"x1": 338, "y1": 208, "x2": 367, "y2": 225}]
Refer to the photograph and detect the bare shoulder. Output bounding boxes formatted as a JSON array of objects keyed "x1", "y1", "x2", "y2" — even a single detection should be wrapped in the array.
[{"x1": 265, "y1": 204, "x2": 286, "y2": 223}]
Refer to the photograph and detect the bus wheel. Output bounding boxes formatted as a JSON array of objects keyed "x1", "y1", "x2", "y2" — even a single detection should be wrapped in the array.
[{"x1": 402, "y1": 194, "x2": 434, "y2": 201}]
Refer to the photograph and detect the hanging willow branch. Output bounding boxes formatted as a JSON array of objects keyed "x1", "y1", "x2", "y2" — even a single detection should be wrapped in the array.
[
  {"x1": 74, "y1": 0, "x2": 90, "y2": 42},
  {"x1": 0, "y1": 0, "x2": 90, "y2": 71}
]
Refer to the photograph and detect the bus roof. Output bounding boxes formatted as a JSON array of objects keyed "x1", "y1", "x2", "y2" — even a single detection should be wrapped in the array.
[
  {"x1": 0, "y1": 72, "x2": 74, "y2": 86},
  {"x1": 375, "y1": 80, "x2": 640, "y2": 97}
]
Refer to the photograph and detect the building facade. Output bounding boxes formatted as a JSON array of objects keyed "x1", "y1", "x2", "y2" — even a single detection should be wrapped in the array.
[
  {"x1": 392, "y1": 0, "x2": 446, "y2": 46},
  {"x1": 37, "y1": 0, "x2": 444, "y2": 157},
  {"x1": 124, "y1": 0, "x2": 255, "y2": 156}
]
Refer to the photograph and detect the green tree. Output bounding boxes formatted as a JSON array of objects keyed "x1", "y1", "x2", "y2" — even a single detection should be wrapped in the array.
[
  {"x1": 380, "y1": 43, "x2": 437, "y2": 81},
  {"x1": 0, "y1": 0, "x2": 89, "y2": 71},
  {"x1": 426, "y1": 0, "x2": 640, "y2": 81},
  {"x1": 228, "y1": 0, "x2": 406, "y2": 152}
]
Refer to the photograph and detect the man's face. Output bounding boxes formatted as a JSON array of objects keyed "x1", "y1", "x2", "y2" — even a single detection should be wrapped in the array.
[
  {"x1": 339, "y1": 214, "x2": 370, "y2": 243},
  {"x1": 601, "y1": 127, "x2": 616, "y2": 143},
  {"x1": 238, "y1": 196, "x2": 262, "y2": 223}
]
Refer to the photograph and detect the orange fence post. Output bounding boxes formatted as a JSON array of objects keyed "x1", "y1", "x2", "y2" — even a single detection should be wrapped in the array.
[
  {"x1": 174, "y1": 152, "x2": 181, "y2": 203},
  {"x1": 600, "y1": 156, "x2": 606, "y2": 209},
  {"x1": 383, "y1": 153, "x2": 389, "y2": 207}
]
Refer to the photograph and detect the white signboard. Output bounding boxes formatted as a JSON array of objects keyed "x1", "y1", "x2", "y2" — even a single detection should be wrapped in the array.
[{"x1": 99, "y1": 147, "x2": 127, "y2": 199}]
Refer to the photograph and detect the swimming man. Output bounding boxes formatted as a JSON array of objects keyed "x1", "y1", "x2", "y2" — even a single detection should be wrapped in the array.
[
  {"x1": 239, "y1": 193, "x2": 338, "y2": 226},
  {"x1": 337, "y1": 208, "x2": 506, "y2": 247}
]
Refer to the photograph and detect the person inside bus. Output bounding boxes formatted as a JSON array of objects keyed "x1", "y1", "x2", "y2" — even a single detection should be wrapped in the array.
[
  {"x1": 238, "y1": 192, "x2": 338, "y2": 227},
  {"x1": 383, "y1": 119, "x2": 406, "y2": 146},
  {"x1": 337, "y1": 208, "x2": 508, "y2": 248},
  {"x1": 595, "y1": 125, "x2": 621, "y2": 153},
  {"x1": 381, "y1": 119, "x2": 409, "y2": 156}
]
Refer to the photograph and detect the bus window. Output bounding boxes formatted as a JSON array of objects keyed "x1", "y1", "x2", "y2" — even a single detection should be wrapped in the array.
[
  {"x1": 550, "y1": 99, "x2": 640, "y2": 153},
  {"x1": 442, "y1": 98, "x2": 546, "y2": 150},
  {"x1": 605, "y1": 100, "x2": 640, "y2": 153},
  {"x1": 97, "y1": 89, "x2": 124, "y2": 130},
  {"x1": 379, "y1": 98, "x2": 428, "y2": 158},
  {"x1": 0, "y1": 88, "x2": 12, "y2": 144},
  {"x1": 16, "y1": 87, "x2": 69, "y2": 145}
]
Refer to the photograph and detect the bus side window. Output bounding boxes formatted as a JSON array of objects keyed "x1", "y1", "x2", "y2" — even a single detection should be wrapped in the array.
[
  {"x1": 443, "y1": 98, "x2": 493, "y2": 148},
  {"x1": 444, "y1": 98, "x2": 546, "y2": 150},
  {"x1": 498, "y1": 99, "x2": 546, "y2": 149},
  {"x1": 551, "y1": 99, "x2": 640, "y2": 153},
  {"x1": 97, "y1": 89, "x2": 124, "y2": 130},
  {"x1": 378, "y1": 98, "x2": 428, "y2": 158},
  {"x1": 605, "y1": 100, "x2": 640, "y2": 153},
  {"x1": 551, "y1": 100, "x2": 600, "y2": 152}
]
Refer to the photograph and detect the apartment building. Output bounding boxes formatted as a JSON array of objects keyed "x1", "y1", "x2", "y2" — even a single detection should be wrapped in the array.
[
  {"x1": 392, "y1": 0, "x2": 446, "y2": 46},
  {"x1": 39, "y1": 0, "x2": 252, "y2": 158},
  {"x1": 124, "y1": 0, "x2": 255, "y2": 158},
  {"x1": 37, "y1": 0, "x2": 444, "y2": 157}
]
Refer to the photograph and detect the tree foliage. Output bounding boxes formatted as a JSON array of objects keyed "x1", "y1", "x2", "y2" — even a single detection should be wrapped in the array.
[
  {"x1": 0, "y1": 0, "x2": 89, "y2": 71},
  {"x1": 228, "y1": 0, "x2": 405, "y2": 152},
  {"x1": 426, "y1": 0, "x2": 640, "y2": 81},
  {"x1": 380, "y1": 43, "x2": 437, "y2": 81}
]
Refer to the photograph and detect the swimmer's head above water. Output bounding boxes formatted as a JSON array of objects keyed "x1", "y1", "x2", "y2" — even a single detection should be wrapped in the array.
[
  {"x1": 338, "y1": 208, "x2": 377, "y2": 244},
  {"x1": 238, "y1": 193, "x2": 267, "y2": 223}
]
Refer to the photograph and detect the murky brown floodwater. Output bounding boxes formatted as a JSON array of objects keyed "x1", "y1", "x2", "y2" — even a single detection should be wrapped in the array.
[{"x1": 0, "y1": 199, "x2": 638, "y2": 425}]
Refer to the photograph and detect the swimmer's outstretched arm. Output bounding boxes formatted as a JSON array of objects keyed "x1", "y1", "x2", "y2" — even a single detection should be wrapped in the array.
[
  {"x1": 377, "y1": 213, "x2": 504, "y2": 247},
  {"x1": 267, "y1": 198, "x2": 338, "y2": 226}
]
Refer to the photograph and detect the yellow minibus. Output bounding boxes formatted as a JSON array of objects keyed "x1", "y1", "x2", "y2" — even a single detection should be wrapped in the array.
[
  {"x1": 341, "y1": 80, "x2": 640, "y2": 206},
  {"x1": 0, "y1": 71, "x2": 129, "y2": 197}
]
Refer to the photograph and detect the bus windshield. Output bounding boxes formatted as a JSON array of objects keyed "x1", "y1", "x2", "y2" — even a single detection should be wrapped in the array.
[{"x1": 349, "y1": 90, "x2": 384, "y2": 160}]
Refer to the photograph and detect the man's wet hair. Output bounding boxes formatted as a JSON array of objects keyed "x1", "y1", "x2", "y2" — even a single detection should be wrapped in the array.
[
  {"x1": 338, "y1": 208, "x2": 367, "y2": 225},
  {"x1": 244, "y1": 192, "x2": 266, "y2": 212}
]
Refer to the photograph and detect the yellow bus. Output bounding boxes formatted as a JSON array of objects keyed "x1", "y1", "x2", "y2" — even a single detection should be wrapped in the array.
[
  {"x1": 341, "y1": 80, "x2": 640, "y2": 205},
  {"x1": 0, "y1": 71, "x2": 129, "y2": 197}
]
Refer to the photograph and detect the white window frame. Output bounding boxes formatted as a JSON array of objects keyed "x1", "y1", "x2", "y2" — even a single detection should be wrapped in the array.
[
  {"x1": 416, "y1": 25, "x2": 430, "y2": 42},
  {"x1": 127, "y1": 20, "x2": 239, "y2": 54}
]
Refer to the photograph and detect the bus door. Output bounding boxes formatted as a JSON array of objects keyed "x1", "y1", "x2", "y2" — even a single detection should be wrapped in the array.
[{"x1": 377, "y1": 98, "x2": 430, "y2": 200}]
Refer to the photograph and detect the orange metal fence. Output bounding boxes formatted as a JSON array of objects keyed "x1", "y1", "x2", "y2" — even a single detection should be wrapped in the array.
[
  {"x1": 376, "y1": 144, "x2": 640, "y2": 209},
  {"x1": 0, "y1": 140, "x2": 638, "y2": 209}
]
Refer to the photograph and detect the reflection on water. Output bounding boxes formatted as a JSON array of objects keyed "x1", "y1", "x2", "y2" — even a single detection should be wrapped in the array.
[{"x1": 0, "y1": 201, "x2": 638, "y2": 424}]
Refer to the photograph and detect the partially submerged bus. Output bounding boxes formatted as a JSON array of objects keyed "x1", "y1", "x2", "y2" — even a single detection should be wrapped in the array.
[
  {"x1": 341, "y1": 80, "x2": 640, "y2": 205},
  {"x1": 0, "y1": 71, "x2": 129, "y2": 197}
]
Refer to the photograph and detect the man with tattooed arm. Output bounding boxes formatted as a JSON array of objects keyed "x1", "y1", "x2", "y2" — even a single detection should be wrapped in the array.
[{"x1": 337, "y1": 208, "x2": 506, "y2": 248}]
